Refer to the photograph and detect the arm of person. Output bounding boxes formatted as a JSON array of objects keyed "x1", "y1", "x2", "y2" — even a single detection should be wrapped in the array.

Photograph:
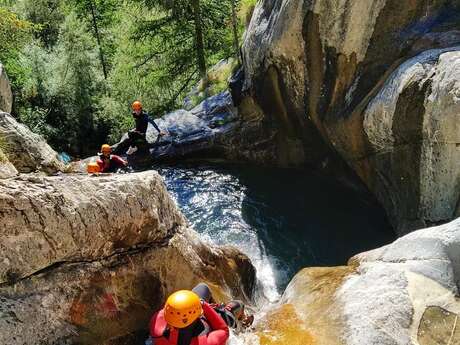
[
  {"x1": 111, "y1": 155, "x2": 127, "y2": 167},
  {"x1": 202, "y1": 302, "x2": 229, "y2": 345},
  {"x1": 147, "y1": 116, "x2": 162, "y2": 134}
]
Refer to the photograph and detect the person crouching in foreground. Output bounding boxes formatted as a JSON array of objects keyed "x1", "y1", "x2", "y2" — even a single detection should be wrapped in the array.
[
  {"x1": 148, "y1": 289, "x2": 229, "y2": 345},
  {"x1": 97, "y1": 144, "x2": 127, "y2": 173}
]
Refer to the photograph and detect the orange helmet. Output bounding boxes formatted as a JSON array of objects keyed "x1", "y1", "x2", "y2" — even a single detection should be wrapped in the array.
[
  {"x1": 87, "y1": 162, "x2": 100, "y2": 174},
  {"x1": 132, "y1": 100, "x2": 142, "y2": 111},
  {"x1": 164, "y1": 290, "x2": 202, "y2": 328},
  {"x1": 101, "y1": 144, "x2": 111, "y2": 154}
]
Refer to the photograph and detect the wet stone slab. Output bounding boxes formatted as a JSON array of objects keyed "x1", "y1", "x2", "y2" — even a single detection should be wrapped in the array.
[{"x1": 418, "y1": 306, "x2": 460, "y2": 345}]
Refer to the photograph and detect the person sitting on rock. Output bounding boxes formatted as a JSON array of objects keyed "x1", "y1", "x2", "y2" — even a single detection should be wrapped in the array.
[
  {"x1": 97, "y1": 144, "x2": 127, "y2": 173},
  {"x1": 147, "y1": 286, "x2": 229, "y2": 345},
  {"x1": 111, "y1": 100, "x2": 166, "y2": 155}
]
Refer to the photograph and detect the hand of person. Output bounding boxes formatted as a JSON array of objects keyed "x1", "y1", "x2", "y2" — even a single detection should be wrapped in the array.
[
  {"x1": 159, "y1": 130, "x2": 167, "y2": 137},
  {"x1": 241, "y1": 315, "x2": 254, "y2": 327}
]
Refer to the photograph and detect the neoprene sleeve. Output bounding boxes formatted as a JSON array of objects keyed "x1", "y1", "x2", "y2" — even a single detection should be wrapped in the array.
[{"x1": 201, "y1": 302, "x2": 229, "y2": 345}]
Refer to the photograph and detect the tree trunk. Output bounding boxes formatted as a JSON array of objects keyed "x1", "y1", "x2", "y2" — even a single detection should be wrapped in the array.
[
  {"x1": 231, "y1": 0, "x2": 241, "y2": 64},
  {"x1": 89, "y1": 0, "x2": 108, "y2": 79},
  {"x1": 191, "y1": 0, "x2": 207, "y2": 83}
]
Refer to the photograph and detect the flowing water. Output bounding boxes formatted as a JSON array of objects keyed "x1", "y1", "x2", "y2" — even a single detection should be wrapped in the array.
[{"x1": 157, "y1": 164, "x2": 395, "y2": 303}]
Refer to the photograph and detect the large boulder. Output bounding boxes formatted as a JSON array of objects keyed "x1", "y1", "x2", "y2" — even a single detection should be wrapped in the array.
[
  {"x1": 240, "y1": 0, "x2": 460, "y2": 233},
  {"x1": 0, "y1": 112, "x2": 65, "y2": 174},
  {"x1": 254, "y1": 218, "x2": 460, "y2": 345},
  {"x1": 362, "y1": 48, "x2": 460, "y2": 233},
  {"x1": 0, "y1": 171, "x2": 255, "y2": 344},
  {"x1": 0, "y1": 64, "x2": 12, "y2": 113},
  {"x1": 0, "y1": 147, "x2": 17, "y2": 179}
]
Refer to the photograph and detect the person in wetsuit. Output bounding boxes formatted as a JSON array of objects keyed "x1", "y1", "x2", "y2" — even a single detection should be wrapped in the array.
[
  {"x1": 111, "y1": 100, "x2": 166, "y2": 155},
  {"x1": 146, "y1": 283, "x2": 254, "y2": 345},
  {"x1": 148, "y1": 288, "x2": 229, "y2": 345},
  {"x1": 96, "y1": 144, "x2": 127, "y2": 173}
]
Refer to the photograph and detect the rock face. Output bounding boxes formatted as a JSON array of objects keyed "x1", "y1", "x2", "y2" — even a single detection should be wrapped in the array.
[
  {"x1": 0, "y1": 64, "x2": 12, "y2": 113},
  {"x1": 0, "y1": 148, "x2": 17, "y2": 179},
  {"x1": 240, "y1": 0, "x2": 460, "y2": 233},
  {"x1": 0, "y1": 171, "x2": 255, "y2": 345},
  {"x1": 0, "y1": 112, "x2": 66, "y2": 174},
  {"x1": 254, "y1": 218, "x2": 460, "y2": 345},
  {"x1": 363, "y1": 48, "x2": 460, "y2": 233}
]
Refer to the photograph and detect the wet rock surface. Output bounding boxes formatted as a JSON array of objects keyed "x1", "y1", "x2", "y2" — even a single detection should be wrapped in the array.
[
  {"x1": 254, "y1": 218, "x2": 460, "y2": 345},
  {"x1": 0, "y1": 171, "x2": 255, "y2": 345},
  {"x1": 418, "y1": 306, "x2": 460, "y2": 345}
]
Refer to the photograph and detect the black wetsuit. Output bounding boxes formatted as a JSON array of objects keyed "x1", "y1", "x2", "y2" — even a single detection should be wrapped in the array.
[
  {"x1": 112, "y1": 111, "x2": 161, "y2": 155},
  {"x1": 134, "y1": 111, "x2": 161, "y2": 135}
]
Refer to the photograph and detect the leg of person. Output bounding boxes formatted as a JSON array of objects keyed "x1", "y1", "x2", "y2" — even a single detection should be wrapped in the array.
[
  {"x1": 111, "y1": 136, "x2": 133, "y2": 155},
  {"x1": 192, "y1": 283, "x2": 213, "y2": 303},
  {"x1": 136, "y1": 137, "x2": 150, "y2": 154},
  {"x1": 225, "y1": 300, "x2": 254, "y2": 328}
]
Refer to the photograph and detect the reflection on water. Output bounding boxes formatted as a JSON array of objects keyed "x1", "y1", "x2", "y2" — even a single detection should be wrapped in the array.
[{"x1": 157, "y1": 164, "x2": 395, "y2": 300}]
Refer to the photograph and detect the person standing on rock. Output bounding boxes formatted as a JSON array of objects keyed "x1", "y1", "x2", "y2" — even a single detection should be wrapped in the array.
[
  {"x1": 97, "y1": 144, "x2": 128, "y2": 173},
  {"x1": 147, "y1": 287, "x2": 229, "y2": 345},
  {"x1": 111, "y1": 100, "x2": 167, "y2": 155}
]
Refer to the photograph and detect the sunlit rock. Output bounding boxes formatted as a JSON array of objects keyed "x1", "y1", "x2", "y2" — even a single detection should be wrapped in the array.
[
  {"x1": 0, "y1": 147, "x2": 17, "y2": 178},
  {"x1": 0, "y1": 64, "x2": 12, "y2": 114},
  {"x1": 0, "y1": 112, "x2": 66, "y2": 174},
  {"x1": 254, "y1": 218, "x2": 460, "y2": 345},
  {"x1": 0, "y1": 171, "x2": 255, "y2": 344}
]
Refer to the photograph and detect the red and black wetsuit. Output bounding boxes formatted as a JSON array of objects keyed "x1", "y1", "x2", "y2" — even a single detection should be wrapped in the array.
[
  {"x1": 149, "y1": 302, "x2": 229, "y2": 345},
  {"x1": 96, "y1": 154, "x2": 126, "y2": 173}
]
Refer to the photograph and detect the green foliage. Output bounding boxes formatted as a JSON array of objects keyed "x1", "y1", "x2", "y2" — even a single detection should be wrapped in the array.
[
  {"x1": 13, "y1": 0, "x2": 64, "y2": 47},
  {"x1": 238, "y1": 0, "x2": 257, "y2": 28},
  {"x1": 67, "y1": 0, "x2": 120, "y2": 76},
  {"x1": 18, "y1": 13, "x2": 106, "y2": 154},
  {"x1": 2, "y1": 0, "x2": 258, "y2": 156},
  {"x1": 128, "y1": 0, "x2": 237, "y2": 111},
  {"x1": 187, "y1": 57, "x2": 238, "y2": 108},
  {"x1": 0, "y1": 7, "x2": 35, "y2": 92}
]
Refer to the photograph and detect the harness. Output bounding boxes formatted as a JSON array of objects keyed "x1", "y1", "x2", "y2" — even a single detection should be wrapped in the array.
[{"x1": 151, "y1": 311, "x2": 212, "y2": 345}]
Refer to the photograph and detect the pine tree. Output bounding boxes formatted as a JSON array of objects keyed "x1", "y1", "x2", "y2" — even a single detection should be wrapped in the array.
[{"x1": 68, "y1": 0, "x2": 119, "y2": 80}]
